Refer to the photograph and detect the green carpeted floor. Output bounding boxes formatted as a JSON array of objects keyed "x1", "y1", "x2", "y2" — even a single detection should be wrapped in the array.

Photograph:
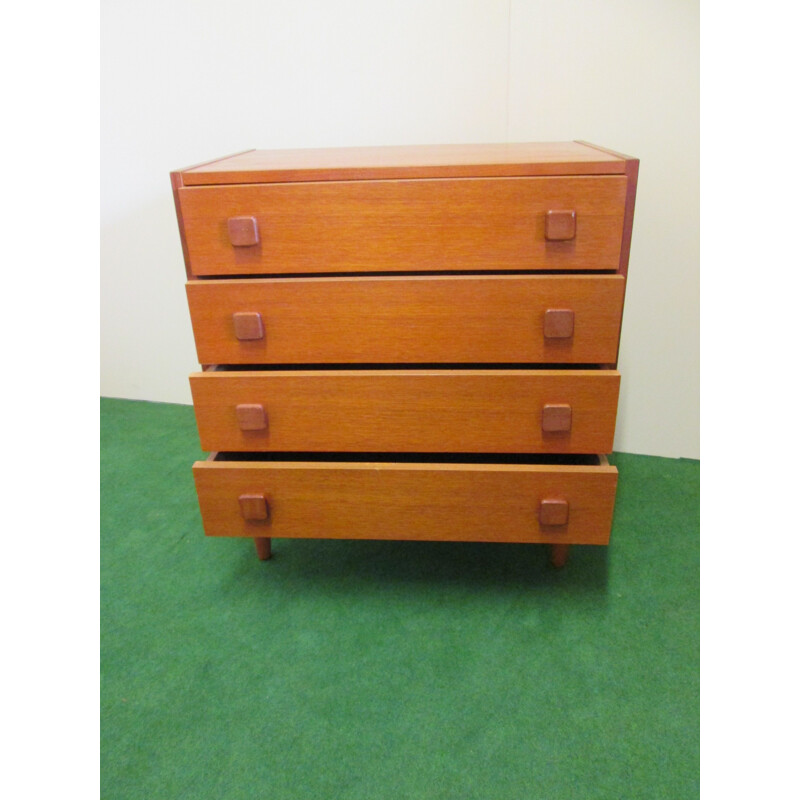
[{"x1": 101, "y1": 397, "x2": 699, "y2": 799}]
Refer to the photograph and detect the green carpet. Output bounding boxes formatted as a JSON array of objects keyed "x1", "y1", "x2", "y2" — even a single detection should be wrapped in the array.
[{"x1": 101, "y1": 397, "x2": 699, "y2": 799}]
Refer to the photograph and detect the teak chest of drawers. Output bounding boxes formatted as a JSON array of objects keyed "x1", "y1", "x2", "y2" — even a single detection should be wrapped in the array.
[{"x1": 171, "y1": 142, "x2": 638, "y2": 568}]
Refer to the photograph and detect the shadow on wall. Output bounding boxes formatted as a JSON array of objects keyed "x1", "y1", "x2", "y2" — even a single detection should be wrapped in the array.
[{"x1": 101, "y1": 189, "x2": 198, "y2": 403}]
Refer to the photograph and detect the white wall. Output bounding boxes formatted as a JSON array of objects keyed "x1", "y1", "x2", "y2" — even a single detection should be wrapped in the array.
[{"x1": 101, "y1": 0, "x2": 699, "y2": 459}]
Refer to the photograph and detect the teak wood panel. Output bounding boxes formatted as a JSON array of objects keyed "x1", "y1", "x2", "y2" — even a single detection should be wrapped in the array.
[
  {"x1": 189, "y1": 370, "x2": 620, "y2": 454},
  {"x1": 179, "y1": 175, "x2": 627, "y2": 276},
  {"x1": 192, "y1": 457, "x2": 619, "y2": 545},
  {"x1": 186, "y1": 274, "x2": 626, "y2": 365},
  {"x1": 179, "y1": 142, "x2": 626, "y2": 185}
]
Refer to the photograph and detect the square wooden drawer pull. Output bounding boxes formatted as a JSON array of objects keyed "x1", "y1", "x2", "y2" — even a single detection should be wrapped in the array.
[
  {"x1": 232, "y1": 312, "x2": 264, "y2": 341},
  {"x1": 539, "y1": 498, "x2": 569, "y2": 526},
  {"x1": 542, "y1": 403, "x2": 572, "y2": 433},
  {"x1": 227, "y1": 216, "x2": 259, "y2": 247},
  {"x1": 545, "y1": 210, "x2": 576, "y2": 241},
  {"x1": 543, "y1": 309, "x2": 574, "y2": 339},
  {"x1": 239, "y1": 494, "x2": 269, "y2": 521},
  {"x1": 236, "y1": 403, "x2": 267, "y2": 431}
]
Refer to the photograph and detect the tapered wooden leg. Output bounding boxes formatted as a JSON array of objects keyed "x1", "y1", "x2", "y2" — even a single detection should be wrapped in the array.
[
  {"x1": 550, "y1": 544, "x2": 570, "y2": 568},
  {"x1": 254, "y1": 537, "x2": 272, "y2": 561}
]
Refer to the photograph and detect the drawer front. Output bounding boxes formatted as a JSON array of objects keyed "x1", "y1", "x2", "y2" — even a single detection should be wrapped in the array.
[
  {"x1": 186, "y1": 274, "x2": 626, "y2": 365},
  {"x1": 193, "y1": 457, "x2": 618, "y2": 545},
  {"x1": 179, "y1": 175, "x2": 627, "y2": 276},
  {"x1": 190, "y1": 369, "x2": 620, "y2": 454}
]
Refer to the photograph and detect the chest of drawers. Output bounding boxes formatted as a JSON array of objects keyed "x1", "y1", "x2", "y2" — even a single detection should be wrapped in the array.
[{"x1": 171, "y1": 142, "x2": 638, "y2": 568}]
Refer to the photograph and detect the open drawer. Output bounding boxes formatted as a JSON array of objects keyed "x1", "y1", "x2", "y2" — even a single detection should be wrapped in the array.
[{"x1": 193, "y1": 453, "x2": 618, "y2": 546}]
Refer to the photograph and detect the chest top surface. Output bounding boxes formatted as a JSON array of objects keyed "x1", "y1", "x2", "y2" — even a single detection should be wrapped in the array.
[{"x1": 177, "y1": 141, "x2": 630, "y2": 185}]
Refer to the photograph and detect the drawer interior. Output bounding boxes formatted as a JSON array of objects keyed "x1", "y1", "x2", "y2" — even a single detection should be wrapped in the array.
[
  {"x1": 209, "y1": 451, "x2": 608, "y2": 466},
  {"x1": 192, "y1": 268, "x2": 621, "y2": 280},
  {"x1": 209, "y1": 363, "x2": 608, "y2": 372}
]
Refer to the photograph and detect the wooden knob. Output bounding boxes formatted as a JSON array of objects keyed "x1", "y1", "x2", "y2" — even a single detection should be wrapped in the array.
[
  {"x1": 227, "y1": 216, "x2": 259, "y2": 247},
  {"x1": 239, "y1": 494, "x2": 269, "y2": 521},
  {"x1": 539, "y1": 498, "x2": 569, "y2": 526},
  {"x1": 236, "y1": 404, "x2": 267, "y2": 431},
  {"x1": 232, "y1": 312, "x2": 264, "y2": 341},
  {"x1": 541, "y1": 403, "x2": 572, "y2": 433},
  {"x1": 543, "y1": 309, "x2": 574, "y2": 339},
  {"x1": 545, "y1": 210, "x2": 576, "y2": 241}
]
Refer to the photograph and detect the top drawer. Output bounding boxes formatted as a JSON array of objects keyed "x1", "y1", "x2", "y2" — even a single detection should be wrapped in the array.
[{"x1": 177, "y1": 175, "x2": 628, "y2": 277}]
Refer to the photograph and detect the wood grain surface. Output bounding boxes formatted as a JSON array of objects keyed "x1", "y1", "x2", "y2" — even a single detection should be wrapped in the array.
[
  {"x1": 173, "y1": 142, "x2": 637, "y2": 557},
  {"x1": 180, "y1": 142, "x2": 626, "y2": 185},
  {"x1": 189, "y1": 369, "x2": 620, "y2": 454},
  {"x1": 179, "y1": 175, "x2": 627, "y2": 276},
  {"x1": 576, "y1": 140, "x2": 639, "y2": 276},
  {"x1": 192, "y1": 455, "x2": 618, "y2": 545},
  {"x1": 186, "y1": 274, "x2": 626, "y2": 365}
]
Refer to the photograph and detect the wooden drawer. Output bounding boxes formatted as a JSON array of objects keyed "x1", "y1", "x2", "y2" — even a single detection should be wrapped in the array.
[
  {"x1": 186, "y1": 274, "x2": 626, "y2": 366},
  {"x1": 189, "y1": 369, "x2": 620, "y2": 454},
  {"x1": 178, "y1": 175, "x2": 627, "y2": 276},
  {"x1": 193, "y1": 454, "x2": 618, "y2": 546}
]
